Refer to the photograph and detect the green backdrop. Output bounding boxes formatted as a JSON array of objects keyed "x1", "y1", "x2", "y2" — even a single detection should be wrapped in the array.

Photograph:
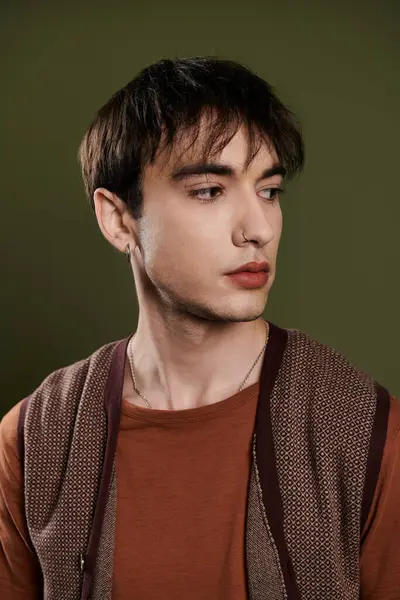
[{"x1": 1, "y1": 0, "x2": 399, "y2": 417}]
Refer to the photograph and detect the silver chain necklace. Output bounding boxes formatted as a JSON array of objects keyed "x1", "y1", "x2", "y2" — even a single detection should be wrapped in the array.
[{"x1": 127, "y1": 319, "x2": 269, "y2": 409}]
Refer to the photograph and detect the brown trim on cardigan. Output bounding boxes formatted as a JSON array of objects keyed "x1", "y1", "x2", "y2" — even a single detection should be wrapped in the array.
[
  {"x1": 360, "y1": 381, "x2": 390, "y2": 538},
  {"x1": 81, "y1": 336, "x2": 131, "y2": 600},
  {"x1": 255, "y1": 321, "x2": 301, "y2": 599}
]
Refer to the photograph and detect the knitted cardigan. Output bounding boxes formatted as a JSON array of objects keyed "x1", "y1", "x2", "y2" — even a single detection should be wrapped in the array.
[{"x1": 17, "y1": 321, "x2": 390, "y2": 599}]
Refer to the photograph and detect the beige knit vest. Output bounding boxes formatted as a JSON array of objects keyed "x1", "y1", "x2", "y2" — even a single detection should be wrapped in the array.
[{"x1": 18, "y1": 322, "x2": 389, "y2": 599}]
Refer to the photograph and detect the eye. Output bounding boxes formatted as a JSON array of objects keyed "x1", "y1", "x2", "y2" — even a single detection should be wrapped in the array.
[
  {"x1": 188, "y1": 186, "x2": 222, "y2": 202},
  {"x1": 259, "y1": 187, "x2": 285, "y2": 201},
  {"x1": 188, "y1": 186, "x2": 285, "y2": 203}
]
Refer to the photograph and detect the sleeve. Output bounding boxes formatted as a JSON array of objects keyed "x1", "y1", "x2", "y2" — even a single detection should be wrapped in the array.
[
  {"x1": 0, "y1": 401, "x2": 43, "y2": 599},
  {"x1": 360, "y1": 394, "x2": 400, "y2": 599}
]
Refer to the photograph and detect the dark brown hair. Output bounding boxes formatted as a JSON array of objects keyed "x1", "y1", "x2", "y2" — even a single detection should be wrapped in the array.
[{"x1": 78, "y1": 56, "x2": 305, "y2": 220}]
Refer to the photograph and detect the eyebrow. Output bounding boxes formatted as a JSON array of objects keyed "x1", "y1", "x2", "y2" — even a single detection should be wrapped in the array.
[{"x1": 169, "y1": 162, "x2": 287, "y2": 183}]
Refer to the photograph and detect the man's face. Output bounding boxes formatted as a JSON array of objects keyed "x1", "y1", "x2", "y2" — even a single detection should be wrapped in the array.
[{"x1": 132, "y1": 125, "x2": 284, "y2": 323}]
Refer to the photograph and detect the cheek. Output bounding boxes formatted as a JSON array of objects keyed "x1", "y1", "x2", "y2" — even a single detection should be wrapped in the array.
[
  {"x1": 141, "y1": 220, "x2": 198, "y2": 278},
  {"x1": 150, "y1": 235, "x2": 222, "y2": 296}
]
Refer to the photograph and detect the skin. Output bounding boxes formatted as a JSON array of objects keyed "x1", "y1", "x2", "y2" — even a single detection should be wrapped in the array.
[{"x1": 94, "y1": 124, "x2": 284, "y2": 410}]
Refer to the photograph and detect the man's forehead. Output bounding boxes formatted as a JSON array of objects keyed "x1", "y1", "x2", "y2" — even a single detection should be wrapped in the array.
[{"x1": 155, "y1": 127, "x2": 278, "y2": 177}]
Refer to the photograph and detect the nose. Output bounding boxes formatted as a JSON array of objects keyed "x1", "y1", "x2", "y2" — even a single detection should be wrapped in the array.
[{"x1": 236, "y1": 199, "x2": 277, "y2": 247}]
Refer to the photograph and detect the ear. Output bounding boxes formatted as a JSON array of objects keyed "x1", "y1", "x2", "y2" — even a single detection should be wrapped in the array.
[{"x1": 93, "y1": 188, "x2": 138, "y2": 253}]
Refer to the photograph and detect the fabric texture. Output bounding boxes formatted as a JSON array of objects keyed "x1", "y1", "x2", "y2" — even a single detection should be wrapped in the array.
[
  {"x1": 111, "y1": 380, "x2": 259, "y2": 598},
  {"x1": 245, "y1": 442, "x2": 287, "y2": 600},
  {"x1": 2, "y1": 391, "x2": 400, "y2": 599},
  {"x1": 14, "y1": 322, "x2": 391, "y2": 599},
  {"x1": 22, "y1": 343, "x2": 117, "y2": 600},
  {"x1": 268, "y1": 328, "x2": 377, "y2": 597}
]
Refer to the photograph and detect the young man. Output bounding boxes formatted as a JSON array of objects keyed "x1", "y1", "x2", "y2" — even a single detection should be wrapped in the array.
[{"x1": 0, "y1": 57, "x2": 399, "y2": 600}]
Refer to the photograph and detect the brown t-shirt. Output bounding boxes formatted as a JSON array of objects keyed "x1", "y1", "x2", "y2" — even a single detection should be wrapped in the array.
[{"x1": 1, "y1": 386, "x2": 400, "y2": 599}]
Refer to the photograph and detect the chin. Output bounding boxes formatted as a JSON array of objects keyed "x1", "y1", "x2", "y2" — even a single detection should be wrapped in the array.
[{"x1": 211, "y1": 302, "x2": 268, "y2": 324}]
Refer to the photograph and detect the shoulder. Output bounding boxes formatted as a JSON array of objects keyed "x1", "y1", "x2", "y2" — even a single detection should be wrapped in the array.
[
  {"x1": 2, "y1": 337, "x2": 126, "y2": 472},
  {"x1": 22, "y1": 338, "x2": 125, "y2": 418},
  {"x1": 286, "y1": 325, "x2": 355, "y2": 361},
  {"x1": 387, "y1": 394, "x2": 400, "y2": 444},
  {"x1": 284, "y1": 327, "x2": 391, "y2": 401},
  {"x1": 283, "y1": 326, "x2": 391, "y2": 436},
  {"x1": 360, "y1": 393, "x2": 400, "y2": 547},
  {"x1": 0, "y1": 400, "x2": 24, "y2": 485}
]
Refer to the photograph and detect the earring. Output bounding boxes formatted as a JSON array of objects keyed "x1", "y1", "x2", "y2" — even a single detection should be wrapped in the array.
[{"x1": 125, "y1": 244, "x2": 131, "y2": 262}]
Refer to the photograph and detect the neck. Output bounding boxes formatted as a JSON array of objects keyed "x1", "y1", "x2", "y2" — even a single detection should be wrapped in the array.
[{"x1": 124, "y1": 313, "x2": 268, "y2": 411}]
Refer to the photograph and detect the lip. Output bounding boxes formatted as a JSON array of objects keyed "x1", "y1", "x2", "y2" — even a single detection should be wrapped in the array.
[
  {"x1": 226, "y1": 270, "x2": 269, "y2": 289},
  {"x1": 226, "y1": 261, "x2": 270, "y2": 275}
]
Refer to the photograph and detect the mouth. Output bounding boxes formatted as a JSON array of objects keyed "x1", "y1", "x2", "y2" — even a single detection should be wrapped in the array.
[
  {"x1": 227, "y1": 269, "x2": 269, "y2": 289},
  {"x1": 226, "y1": 261, "x2": 270, "y2": 275}
]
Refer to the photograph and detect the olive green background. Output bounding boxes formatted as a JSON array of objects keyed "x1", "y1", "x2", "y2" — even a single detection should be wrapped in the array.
[{"x1": 1, "y1": 0, "x2": 399, "y2": 417}]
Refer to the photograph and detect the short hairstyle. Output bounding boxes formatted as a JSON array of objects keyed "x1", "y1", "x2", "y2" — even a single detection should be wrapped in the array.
[{"x1": 78, "y1": 56, "x2": 305, "y2": 220}]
